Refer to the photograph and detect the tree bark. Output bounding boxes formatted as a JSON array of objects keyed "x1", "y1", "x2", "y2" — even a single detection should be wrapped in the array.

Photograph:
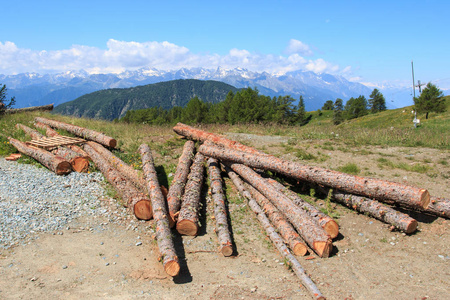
[
  {"x1": 226, "y1": 162, "x2": 332, "y2": 258},
  {"x1": 173, "y1": 122, "x2": 266, "y2": 155},
  {"x1": 34, "y1": 121, "x2": 90, "y2": 158},
  {"x1": 198, "y1": 144, "x2": 430, "y2": 210},
  {"x1": 225, "y1": 167, "x2": 326, "y2": 300},
  {"x1": 243, "y1": 181, "x2": 308, "y2": 256},
  {"x1": 7, "y1": 137, "x2": 72, "y2": 175},
  {"x1": 83, "y1": 142, "x2": 152, "y2": 220},
  {"x1": 267, "y1": 179, "x2": 339, "y2": 239},
  {"x1": 35, "y1": 117, "x2": 117, "y2": 148},
  {"x1": 16, "y1": 123, "x2": 89, "y2": 173},
  {"x1": 325, "y1": 188, "x2": 418, "y2": 234},
  {"x1": 139, "y1": 144, "x2": 180, "y2": 277},
  {"x1": 207, "y1": 158, "x2": 233, "y2": 257},
  {"x1": 176, "y1": 152, "x2": 206, "y2": 236},
  {"x1": 84, "y1": 140, "x2": 146, "y2": 191},
  {"x1": 166, "y1": 140, "x2": 195, "y2": 227},
  {"x1": 5, "y1": 104, "x2": 53, "y2": 114},
  {"x1": 420, "y1": 196, "x2": 450, "y2": 219}
]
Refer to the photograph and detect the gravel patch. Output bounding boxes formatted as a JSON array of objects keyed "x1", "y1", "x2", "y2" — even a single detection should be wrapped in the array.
[{"x1": 0, "y1": 158, "x2": 107, "y2": 249}]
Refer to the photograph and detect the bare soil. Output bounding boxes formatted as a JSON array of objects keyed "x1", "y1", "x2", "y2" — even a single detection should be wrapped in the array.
[{"x1": 1, "y1": 133, "x2": 449, "y2": 300}]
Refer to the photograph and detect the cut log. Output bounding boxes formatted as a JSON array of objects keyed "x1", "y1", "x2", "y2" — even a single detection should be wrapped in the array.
[
  {"x1": 199, "y1": 144, "x2": 430, "y2": 210},
  {"x1": 226, "y1": 162, "x2": 332, "y2": 258},
  {"x1": 242, "y1": 180, "x2": 308, "y2": 256},
  {"x1": 35, "y1": 117, "x2": 117, "y2": 148},
  {"x1": 420, "y1": 196, "x2": 450, "y2": 219},
  {"x1": 83, "y1": 140, "x2": 146, "y2": 191},
  {"x1": 166, "y1": 140, "x2": 195, "y2": 227},
  {"x1": 267, "y1": 179, "x2": 339, "y2": 239},
  {"x1": 7, "y1": 137, "x2": 72, "y2": 175},
  {"x1": 207, "y1": 158, "x2": 233, "y2": 257},
  {"x1": 16, "y1": 123, "x2": 89, "y2": 173},
  {"x1": 5, "y1": 104, "x2": 53, "y2": 114},
  {"x1": 176, "y1": 152, "x2": 206, "y2": 236},
  {"x1": 173, "y1": 122, "x2": 266, "y2": 155},
  {"x1": 324, "y1": 188, "x2": 418, "y2": 234},
  {"x1": 34, "y1": 121, "x2": 90, "y2": 158},
  {"x1": 83, "y1": 142, "x2": 152, "y2": 220},
  {"x1": 225, "y1": 167, "x2": 326, "y2": 300},
  {"x1": 139, "y1": 144, "x2": 180, "y2": 277}
]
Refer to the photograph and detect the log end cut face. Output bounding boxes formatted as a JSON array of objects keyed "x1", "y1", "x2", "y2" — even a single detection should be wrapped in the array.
[
  {"x1": 293, "y1": 243, "x2": 308, "y2": 257},
  {"x1": 324, "y1": 220, "x2": 339, "y2": 240},
  {"x1": 313, "y1": 240, "x2": 333, "y2": 258},
  {"x1": 133, "y1": 200, "x2": 153, "y2": 220},
  {"x1": 176, "y1": 220, "x2": 199, "y2": 236},
  {"x1": 420, "y1": 189, "x2": 431, "y2": 209},
  {"x1": 405, "y1": 219, "x2": 419, "y2": 234},
  {"x1": 220, "y1": 245, "x2": 234, "y2": 257},
  {"x1": 71, "y1": 157, "x2": 90, "y2": 173},
  {"x1": 56, "y1": 161, "x2": 73, "y2": 175},
  {"x1": 165, "y1": 260, "x2": 181, "y2": 277}
]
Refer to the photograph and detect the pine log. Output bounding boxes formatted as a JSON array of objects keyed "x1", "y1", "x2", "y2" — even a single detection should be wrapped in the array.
[
  {"x1": 83, "y1": 140, "x2": 146, "y2": 191},
  {"x1": 173, "y1": 122, "x2": 266, "y2": 155},
  {"x1": 83, "y1": 142, "x2": 152, "y2": 220},
  {"x1": 139, "y1": 144, "x2": 180, "y2": 277},
  {"x1": 167, "y1": 140, "x2": 195, "y2": 227},
  {"x1": 16, "y1": 123, "x2": 89, "y2": 173},
  {"x1": 420, "y1": 196, "x2": 450, "y2": 219},
  {"x1": 35, "y1": 117, "x2": 117, "y2": 148},
  {"x1": 34, "y1": 121, "x2": 90, "y2": 158},
  {"x1": 207, "y1": 158, "x2": 233, "y2": 257},
  {"x1": 325, "y1": 188, "x2": 418, "y2": 234},
  {"x1": 267, "y1": 179, "x2": 339, "y2": 239},
  {"x1": 226, "y1": 162, "x2": 332, "y2": 258},
  {"x1": 199, "y1": 144, "x2": 430, "y2": 210},
  {"x1": 243, "y1": 181, "x2": 308, "y2": 256},
  {"x1": 225, "y1": 167, "x2": 326, "y2": 300},
  {"x1": 176, "y1": 152, "x2": 206, "y2": 236},
  {"x1": 7, "y1": 137, "x2": 72, "y2": 175},
  {"x1": 5, "y1": 104, "x2": 53, "y2": 114}
]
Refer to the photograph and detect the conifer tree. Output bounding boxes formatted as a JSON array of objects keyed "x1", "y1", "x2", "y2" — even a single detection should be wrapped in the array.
[
  {"x1": 368, "y1": 89, "x2": 387, "y2": 113},
  {"x1": 414, "y1": 82, "x2": 445, "y2": 119},
  {"x1": 333, "y1": 98, "x2": 344, "y2": 125}
]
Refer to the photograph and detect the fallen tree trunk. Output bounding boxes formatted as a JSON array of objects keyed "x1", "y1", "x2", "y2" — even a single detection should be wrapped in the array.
[
  {"x1": 83, "y1": 142, "x2": 152, "y2": 220},
  {"x1": 7, "y1": 137, "x2": 72, "y2": 175},
  {"x1": 173, "y1": 122, "x2": 266, "y2": 155},
  {"x1": 199, "y1": 144, "x2": 430, "y2": 210},
  {"x1": 420, "y1": 196, "x2": 450, "y2": 219},
  {"x1": 35, "y1": 117, "x2": 117, "y2": 148},
  {"x1": 243, "y1": 180, "x2": 308, "y2": 256},
  {"x1": 207, "y1": 158, "x2": 233, "y2": 257},
  {"x1": 267, "y1": 179, "x2": 339, "y2": 239},
  {"x1": 176, "y1": 152, "x2": 206, "y2": 236},
  {"x1": 226, "y1": 162, "x2": 332, "y2": 258},
  {"x1": 34, "y1": 121, "x2": 90, "y2": 158},
  {"x1": 167, "y1": 140, "x2": 195, "y2": 227},
  {"x1": 5, "y1": 104, "x2": 53, "y2": 114},
  {"x1": 16, "y1": 123, "x2": 89, "y2": 173},
  {"x1": 225, "y1": 167, "x2": 326, "y2": 300},
  {"x1": 322, "y1": 187, "x2": 418, "y2": 234},
  {"x1": 83, "y1": 140, "x2": 146, "y2": 191},
  {"x1": 139, "y1": 144, "x2": 180, "y2": 277}
]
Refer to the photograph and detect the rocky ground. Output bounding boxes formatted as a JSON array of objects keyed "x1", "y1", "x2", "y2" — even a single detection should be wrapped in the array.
[{"x1": 0, "y1": 133, "x2": 449, "y2": 300}]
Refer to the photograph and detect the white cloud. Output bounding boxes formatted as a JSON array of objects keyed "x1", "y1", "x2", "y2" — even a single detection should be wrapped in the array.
[
  {"x1": 0, "y1": 39, "x2": 347, "y2": 77},
  {"x1": 284, "y1": 39, "x2": 314, "y2": 56}
]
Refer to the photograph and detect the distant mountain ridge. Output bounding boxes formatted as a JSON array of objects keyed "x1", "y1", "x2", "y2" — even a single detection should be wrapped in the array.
[
  {"x1": 1, "y1": 67, "x2": 372, "y2": 110},
  {"x1": 53, "y1": 79, "x2": 239, "y2": 120}
]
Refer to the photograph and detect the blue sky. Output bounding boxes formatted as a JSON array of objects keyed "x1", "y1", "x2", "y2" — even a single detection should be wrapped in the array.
[{"x1": 1, "y1": 0, "x2": 449, "y2": 89}]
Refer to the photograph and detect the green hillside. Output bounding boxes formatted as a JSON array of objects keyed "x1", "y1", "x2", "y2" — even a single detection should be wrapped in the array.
[{"x1": 53, "y1": 79, "x2": 239, "y2": 120}]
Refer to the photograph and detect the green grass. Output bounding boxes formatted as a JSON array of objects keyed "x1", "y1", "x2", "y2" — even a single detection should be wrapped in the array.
[{"x1": 337, "y1": 163, "x2": 360, "y2": 175}]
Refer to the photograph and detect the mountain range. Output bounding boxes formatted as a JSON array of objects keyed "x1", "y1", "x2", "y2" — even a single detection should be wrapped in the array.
[{"x1": 1, "y1": 67, "x2": 376, "y2": 111}]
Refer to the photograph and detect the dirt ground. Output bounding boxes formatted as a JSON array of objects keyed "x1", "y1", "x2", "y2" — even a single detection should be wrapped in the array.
[{"x1": 1, "y1": 133, "x2": 449, "y2": 300}]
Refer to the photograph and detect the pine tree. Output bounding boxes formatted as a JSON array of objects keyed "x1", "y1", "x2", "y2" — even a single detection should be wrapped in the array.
[
  {"x1": 296, "y1": 95, "x2": 306, "y2": 125},
  {"x1": 368, "y1": 89, "x2": 387, "y2": 113},
  {"x1": 332, "y1": 98, "x2": 344, "y2": 125},
  {"x1": 414, "y1": 82, "x2": 446, "y2": 119},
  {"x1": 0, "y1": 84, "x2": 15, "y2": 115}
]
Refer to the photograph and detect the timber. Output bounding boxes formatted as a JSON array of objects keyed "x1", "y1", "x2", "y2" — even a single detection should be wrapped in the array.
[
  {"x1": 328, "y1": 188, "x2": 418, "y2": 234},
  {"x1": 139, "y1": 144, "x2": 180, "y2": 277},
  {"x1": 7, "y1": 137, "x2": 72, "y2": 175},
  {"x1": 243, "y1": 181, "x2": 308, "y2": 256},
  {"x1": 226, "y1": 162, "x2": 332, "y2": 258},
  {"x1": 225, "y1": 167, "x2": 326, "y2": 300},
  {"x1": 167, "y1": 140, "x2": 195, "y2": 227},
  {"x1": 199, "y1": 144, "x2": 430, "y2": 210},
  {"x1": 5, "y1": 104, "x2": 53, "y2": 114},
  {"x1": 268, "y1": 179, "x2": 339, "y2": 239},
  {"x1": 176, "y1": 152, "x2": 206, "y2": 236},
  {"x1": 420, "y1": 196, "x2": 450, "y2": 219},
  {"x1": 35, "y1": 117, "x2": 117, "y2": 148},
  {"x1": 83, "y1": 142, "x2": 152, "y2": 220},
  {"x1": 207, "y1": 158, "x2": 233, "y2": 257}
]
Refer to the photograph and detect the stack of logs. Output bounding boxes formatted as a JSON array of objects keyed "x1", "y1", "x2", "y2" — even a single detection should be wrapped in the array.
[{"x1": 7, "y1": 118, "x2": 450, "y2": 300}]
